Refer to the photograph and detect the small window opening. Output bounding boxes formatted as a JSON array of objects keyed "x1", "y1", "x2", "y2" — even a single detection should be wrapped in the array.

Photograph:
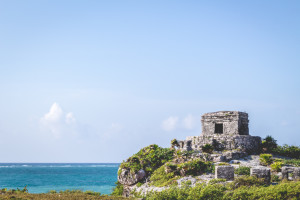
[{"x1": 215, "y1": 123, "x2": 223, "y2": 134}]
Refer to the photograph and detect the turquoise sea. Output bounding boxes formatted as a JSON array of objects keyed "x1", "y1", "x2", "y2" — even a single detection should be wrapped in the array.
[{"x1": 0, "y1": 163, "x2": 119, "y2": 194}]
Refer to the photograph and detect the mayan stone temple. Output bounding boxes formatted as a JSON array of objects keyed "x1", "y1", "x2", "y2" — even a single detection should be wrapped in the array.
[{"x1": 176, "y1": 111, "x2": 261, "y2": 154}]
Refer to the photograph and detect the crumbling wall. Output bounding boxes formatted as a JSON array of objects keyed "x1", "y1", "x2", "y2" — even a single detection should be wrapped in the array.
[
  {"x1": 179, "y1": 135, "x2": 261, "y2": 154},
  {"x1": 282, "y1": 167, "x2": 300, "y2": 180}
]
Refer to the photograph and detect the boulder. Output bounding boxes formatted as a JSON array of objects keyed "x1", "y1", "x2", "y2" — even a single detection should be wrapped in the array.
[{"x1": 118, "y1": 168, "x2": 146, "y2": 186}]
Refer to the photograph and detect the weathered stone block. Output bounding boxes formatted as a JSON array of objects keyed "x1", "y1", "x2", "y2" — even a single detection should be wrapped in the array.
[
  {"x1": 282, "y1": 167, "x2": 300, "y2": 180},
  {"x1": 250, "y1": 167, "x2": 271, "y2": 183},
  {"x1": 282, "y1": 166, "x2": 290, "y2": 180},
  {"x1": 293, "y1": 167, "x2": 300, "y2": 180},
  {"x1": 215, "y1": 165, "x2": 234, "y2": 180}
]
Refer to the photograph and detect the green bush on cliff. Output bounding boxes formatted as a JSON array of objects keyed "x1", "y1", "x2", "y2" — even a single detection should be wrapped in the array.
[
  {"x1": 111, "y1": 181, "x2": 123, "y2": 196},
  {"x1": 149, "y1": 165, "x2": 179, "y2": 187},
  {"x1": 119, "y1": 144, "x2": 174, "y2": 175},
  {"x1": 149, "y1": 159, "x2": 213, "y2": 187},
  {"x1": 178, "y1": 159, "x2": 213, "y2": 176}
]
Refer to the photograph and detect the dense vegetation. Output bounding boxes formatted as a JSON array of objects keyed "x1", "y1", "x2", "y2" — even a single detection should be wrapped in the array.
[
  {"x1": 234, "y1": 166, "x2": 250, "y2": 175},
  {"x1": 149, "y1": 159, "x2": 213, "y2": 187},
  {"x1": 142, "y1": 178, "x2": 300, "y2": 200},
  {"x1": 119, "y1": 144, "x2": 174, "y2": 175},
  {"x1": 0, "y1": 188, "x2": 131, "y2": 200},
  {"x1": 262, "y1": 135, "x2": 300, "y2": 159}
]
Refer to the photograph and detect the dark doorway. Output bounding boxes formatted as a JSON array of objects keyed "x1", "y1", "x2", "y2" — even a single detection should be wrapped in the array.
[{"x1": 215, "y1": 123, "x2": 223, "y2": 134}]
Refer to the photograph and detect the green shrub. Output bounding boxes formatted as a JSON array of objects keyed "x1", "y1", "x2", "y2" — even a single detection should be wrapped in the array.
[
  {"x1": 270, "y1": 161, "x2": 283, "y2": 172},
  {"x1": 283, "y1": 159, "x2": 300, "y2": 166},
  {"x1": 84, "y1": 190, "x2": 101, "y2": 196},
  {"x1": 144, "y1": 183, "x2": 226, "y2": 200},
  {"x1": 273, "y1": 144, "x2": 300, "y2": 159},
  {"x1": 111, "y1": 181, "x2": 123, "y2": 196},
  {"x1": 144, "y1": 181, "x2": 300, "y2": 200},
  {"x1": 209, "y1": 178, "x2": 226, "y2": 184},
  {"x1": 228, "y1": 176, "x2": 266, "y2": 189},
  {"x1": 234, "y1": 166, "x2": 250, "y2": 175},
  {"x1": 178, "y1": 159, "x2": 213, "y2": 176},
  {"x1": 149, "y1": 165, "x2": 179, "y2": 187},
  {"x1": 262, "y1": 135, "x2": 277, "y2": 153},
  {"x1": 119, "y1": 144, "x2": 174, "y2": 175},
  {"x1": 171, "y1": 139, "x2": 179, "y2": 148},
  {"x1": 259, "y1": 154, "x2": 273, "y2": 166},
  {"x1": 196, "y1": 184, "x2": 226, "y2": 200},
  {"x1": 261, "y1": 135, "x2": 300, "y2": 159},
  {"x1": 202, "y1": 144, "x2": 214, "y2": 153},
  {"x1": 271, "y1": 175, "x2": 280, "y2": 182},
  {"x1": 223, "y1": 181, "x2": 300, "y2": 200}
]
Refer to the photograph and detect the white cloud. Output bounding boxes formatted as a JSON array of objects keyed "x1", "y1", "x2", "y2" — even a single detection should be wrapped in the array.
[
  {"x1": 183, "y1": 114, "x2": 196, "y2": 130},
  {"x1": 162, "y1": 116, "x2": 179, "y2": 131},
  {"x1": 40, "y1": 103, "x2": 77, "y2": 138},
  {"x1": 43, "y1": 102, "x2": 63, "y2": 122},
  {"x1": 66, "y1": 112, "x2": 76, "y2": 124}
]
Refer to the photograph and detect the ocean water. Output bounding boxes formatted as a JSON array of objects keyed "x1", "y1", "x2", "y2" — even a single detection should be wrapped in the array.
[{"x1": 0, "y1": 163, "x2": 119, "y2": 194}]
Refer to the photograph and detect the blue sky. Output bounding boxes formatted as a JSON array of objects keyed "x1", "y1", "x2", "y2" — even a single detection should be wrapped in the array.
[{"x1": 0, "y1": 1, "x2": 299, "y2": 162}]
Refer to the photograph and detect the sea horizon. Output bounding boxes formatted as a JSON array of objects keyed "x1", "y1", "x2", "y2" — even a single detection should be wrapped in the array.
[{"x1": 0, "y1": 163, "x2": 120, "y2": 194}]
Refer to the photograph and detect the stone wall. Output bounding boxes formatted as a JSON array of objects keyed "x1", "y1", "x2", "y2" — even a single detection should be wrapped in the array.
[
  {"x1": 179, "y1": 135, "x2": 261, "y2": 154},
  {"x1": 201, "y1": 111, "x2": 249, "y2": 136}
]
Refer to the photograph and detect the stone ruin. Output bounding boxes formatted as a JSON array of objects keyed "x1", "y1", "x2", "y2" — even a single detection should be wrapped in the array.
[
  {"x1": 282, "y1": 167, "x2": 300, "y2": 180},
  {"x1": 215, "y1": 165, "x2": 234, "y2": 180},
  {"x1": 251, "y1": 167, "x2": 271, "y2": 183},
  {"x1": 175, "y1": 111, "x2": 261, "y2": 154}
]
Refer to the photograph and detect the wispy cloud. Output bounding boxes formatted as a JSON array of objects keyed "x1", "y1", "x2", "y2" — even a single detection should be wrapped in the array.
[
  {"x1": 162, "y1": 116, "x2": 179, "y2": 131},
  {"x1": 40, "y1": 103, "x2": 77, "y2": 138}
]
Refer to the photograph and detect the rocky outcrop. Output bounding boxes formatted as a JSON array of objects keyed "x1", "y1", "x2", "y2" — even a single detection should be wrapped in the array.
[{"x1": 118, "y1": 169, "x2": 146, "y2": 186}]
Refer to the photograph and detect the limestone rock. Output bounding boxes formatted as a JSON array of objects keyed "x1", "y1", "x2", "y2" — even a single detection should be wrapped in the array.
[
  {"x1": 215, "y1": 165, "x2": 234, "y2": 180},
  {"x1": 118, "y1": 168, "x2": 146, "y2": 186},
  {"x1": 250, "y1": 167, "x2": 271, "y2": 183}
]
